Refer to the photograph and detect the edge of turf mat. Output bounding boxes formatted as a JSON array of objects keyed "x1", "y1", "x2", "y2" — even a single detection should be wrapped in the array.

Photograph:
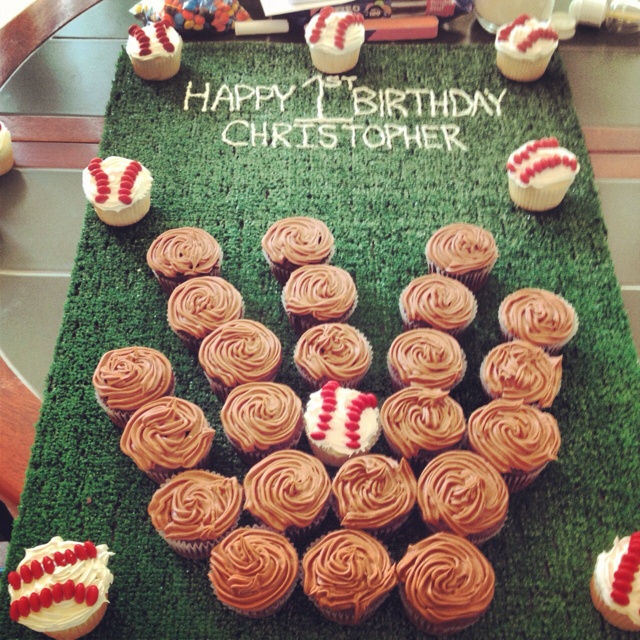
[{"x1": 2, "y1": 42, "x2": 639, "y2": 640}]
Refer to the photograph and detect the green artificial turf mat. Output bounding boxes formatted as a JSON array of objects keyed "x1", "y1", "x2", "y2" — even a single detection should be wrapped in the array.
[{"x1": 2, "y1": 42, "x2": 639, "y2": 640}]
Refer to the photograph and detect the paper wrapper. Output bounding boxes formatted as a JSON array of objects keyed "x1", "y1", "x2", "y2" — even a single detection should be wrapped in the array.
[
  {"x1": 309, "y1": 47, "x2": 362, "y2": 75},
  {"x1": 590, "y1": 575, "x2": 640, "y2": 632},
  {"x1": 496, "y1": 50, "x2": 553, "y2": 83},
  {"x1": 508, "y1": 175, "x2": 574, "y2": 212},
  {"x1": 93, "y1": 192, "x2": 151, "y2": 227},
  {"x1": 44, "y1": 601, "x2": 108, "y2": 640}
]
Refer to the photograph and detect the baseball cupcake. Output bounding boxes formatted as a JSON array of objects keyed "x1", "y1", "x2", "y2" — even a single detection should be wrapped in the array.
[
  {"x1": 82, "y1": 156, "x2": 153, "y2": 226},
  {"x1": 148, "y1": 470, "x2": 243, "y2": 559},
  {"x1": 590, "y1": 532, "x2": 640, "y2": 631},
  {"x1": 282, "y1": 264, "x2": 357, "y2": 334},
  {"x1": 8, "y1": 537, "x2": 114, "y2": 640},
  {"x1": 302, "y1": 529, "x2": 396, "y2": 625},
  {"x1": 0, "y1": 120, "x2": 15, "y2": 176},
  {"x1": 243, "y1": 449, "x2": 331, "y2": 536},
  {"x1": 417, "y1": 450, "x2": 509, "y2": 545},
  {"x1": 92, "y1": 346, "x2": 175, "y2": 428},
  {"x1": 498, "y1": 288, "x2": 578, "y2": 353},
  {"x1": 304, "y1": 7, "x2": 365, "y2": 75},
  {"x1": 294, "y1": 323, "x2": 372, "y2": 389},
  {"x1": 397, "y1": 532, "x2": 495, "y2": 635},
  {"x1": 147, "y1": 227, "x2": 223, "y2": 293},
  {"x1": 167, "y1": 276, "x2": 243, "y2": 352},
  {"x1": 506, "y1": 137, "x2": 580, "y2": 211},
  {"x1": 208, "y1": 527, "x2": 299, "y2": 618},
  {"x1": 126, "y1": 20, "x2": 183, "y2": 81},
  {"x1": 304, "y1": 381, "x2": 380, "y2": 467},
  {"x1": 220, "y1": 382, "x2": 303, "y2": 463},
  {"x1": 261, "y1": 216, "x2": 335, "y2": 285},
  {"x1": 425, "y1": 223, "x2": 498, "y2": 292},
  {"x1": 495, "y1": 14, "x2": 559, "y2": 82}
]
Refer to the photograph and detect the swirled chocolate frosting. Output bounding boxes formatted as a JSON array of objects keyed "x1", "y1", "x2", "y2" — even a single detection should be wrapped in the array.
[
  {"x1": 468, "y1": 399, "x2": 560, "y2": 473},
  {"x1": 208, "y1": 527, "x2": 299, "y2": 614},
  {"x1": 480, "y1": 339, "x2": 562, "y2": 408},
  {"x1": 261, "y1": 216, "x2": 334, "y2": 267},
  {"x1": 120, "y1": 397, "x2": 215, "y2": 472},
  {"x1": 167, "y1": 276, "x2": 243, "y2": 339},
  {"x1": 417, "y1": 450, "x2": 508, "y2": 538},
  {"x1": 302, "y1": 529, "x2": 397, "y2": 621},
  {"x1": 283, "y1": 264, "x2": 357, "y2": 321},
  {"x1": 243, "y1": 449, "x2": 331, "y2": 531},
  {"x1": 396, "y1": 532, "x2": 495, "y2": 626},
  {"x1": 425, "y1": 223, "x2": 498, "y2": 275},
  {"x1": 220, "y1": 382, "x2": 302, "y2": 453},
  {"x1": 294, "y1": 323, "x2": 371, "y2": 383},
  {"x1": 198, "y1": 319, "x2": 282, "y2": 387},
  {"x1": 499, "y1": 288, "x2": 577, "y2": 348},
  {"x1": 387, "y1": 328, "x2": 466, "y2": 390},
  {"x1": 148, "y1": 470, "x2": 242, "y2": 541},
  {"x1": 92, "y1": 346, "x2": 174, "y2": 411},
  {"x1": 400, "y1": 274, "x2": 477, "y2": 331},
  {"x1": 332, "y1": 455, "x2": 417, "y2": 530},
  {"x1": 146, "y1": 227, "x2": 221, "y2": 278},
  {"x1": 380, "y1": 387, "x2": 466, "y2": 458}
]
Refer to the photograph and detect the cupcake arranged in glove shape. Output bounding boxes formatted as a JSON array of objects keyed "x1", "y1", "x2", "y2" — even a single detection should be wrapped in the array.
[
  {"x1": 0, "y1": 120, "x2": 15, "y2": 176},
  {"x1": 305, "y1": 7, "x2": 365, "y2": 75},
  {"x1": 302, "y1": 529, "x2": 397, "y2": 625},
  {"x1": 126, "y1": 20, "x2": 183, "y2": 81},
  {"x1": 499, "y1": 287, "x2": 578, "y2": 353},
  {"x1": 396, "y1": 532, "x2": 495, "y2": 635},
  {"x1": 148, "y1": 470, "x2": 243, "y2": 559},
  {"x1": 8, "y1": 536, "x2": 114, "y2": 640},
  {"x1": 282, "y1": 264, "x2": 357, "y2": 334},
  {"x1": 147, "y1": 227, "x2": 223, "y2": 293},
  {"x1": 82, "y1": 156, "x2": 153, "y2": 226},
  {"x1": 506, "y1": 137, "x2": 580, "y2": 212},
  {"x1": 208, "y1": 527, "x2": 299, "y2": 618},
  {"x1": 261, "y1": 216, "x2": 335, "y2": 285},
  {"x1": 590, "y1": 532, "x2": 640, "y2": 632},
  {"x1": 92, "y1": 346, "x2": 175, "y2": 428},
  {"x1": 495, "y1": 14, "x2": 559, "y2": 82},
  {"x1": 304, "y1": 381, "x2": 380, "y2": 467}
]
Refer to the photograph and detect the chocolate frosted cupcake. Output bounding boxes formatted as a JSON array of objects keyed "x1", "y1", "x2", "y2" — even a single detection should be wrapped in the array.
[
  {"x1": 92, "y1": 346, "x2": 175, "y2": 428},
  {"x1": 417, "y1": 450, "x2": 509, "y2": 545},
  {"x1": 397, "y1": 532, "x2": 495, "y2": 635},
  {"x1": 167, "y1": 276, "x2": 244, "y2": 353},
  {"x1": 498, "y1": 287, "x2": 578, "y2": 354},
  {"x1": 302, "y1": 529, "x2": 397, "y2": 625},
  {"x1": 387, "y1": 328, "x2": 466, "y2": 392},
  {"x1": 380, "y1": 387, "x2": 466, "y2": 465},
  {"x1": 120, "y1": 396, "x2": 215, "y2": 483},
  {"x1": 261, "y1": 216, "x2": 335, "y2": 285},
  {"x1": 304, "y1": 381, "x2": 381, "y2": 467},
  {"x1": 282, "y1": 264, "x2": 357, "y2": 335},
  {"x1": 198, "y1": 319, "x2": 282, "y2": 402},
  {"x1": 148, "y1": 470, "x2": 243, "y2": 559},
  {"x1": 220, "y1": 382, "x2": 303, "y2": 463},
  {"x1": 147, "y1": 227, "x2": 222, "y2": 293},
  {"x1": 400, "y1": 273, "x2": 477, "y2": 335},
  {"x1": 243, "y1": 449, "x2": 331, "y2": 536},
  {"x1": 331, "y1": 455, "x2": 417, "y2": 536},
  {"x1": 480, "y1": 339, "x2": 562, "y2": 408},
  {"x1": 425, "y1": 223, "x2": 498, "y2": 292},
  {"x1": 294, "y1": 323, "x2": 372, "y2": 389},
  {"x1": 208, "y1": 527, "x2": 299, "y2": 618},
  {"x1": 468, "y1": 399, "x2": 561, "y2": 492}
]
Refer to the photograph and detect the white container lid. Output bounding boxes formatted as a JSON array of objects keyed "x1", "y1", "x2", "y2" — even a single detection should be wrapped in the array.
[
  {"x1": 550, "y1": 11, "x2": 577, "y2": 38},
  {"x1": 569, "y1": 0, "x2": 608, "y2": 26}
]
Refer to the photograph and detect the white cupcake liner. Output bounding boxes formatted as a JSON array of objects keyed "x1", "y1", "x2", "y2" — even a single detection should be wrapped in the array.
[
  {"x1": 130, "y1": 47, "x2": 182, "y2": 81},
  {"x1": 0, "y1": 146, "x2": 14, "y2": 176},
  {"x1": 309, "y1": 47, "x2": 362, "y2": 75},
  {"x1": 508, "y1": 175, "x2": 574, "y2": 212},
  {"x1": 496, "y1": 51, "x2": 553, "y2": 82},
  {"x1": 93, "y1": 192, "x2": 151, "y2": 227}
]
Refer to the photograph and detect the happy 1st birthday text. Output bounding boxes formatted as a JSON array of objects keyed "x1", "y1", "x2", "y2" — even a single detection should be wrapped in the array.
[{"x1": 182, "y1": 75, "x2": 508, "y2": 152}]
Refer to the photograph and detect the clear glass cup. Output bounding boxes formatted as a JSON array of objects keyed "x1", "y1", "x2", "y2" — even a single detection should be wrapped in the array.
[{"x1": 473, "y1": 0, "x2": 555, "y2": 32}]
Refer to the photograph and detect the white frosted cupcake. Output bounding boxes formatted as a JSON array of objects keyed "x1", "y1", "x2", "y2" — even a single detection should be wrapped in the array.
[
  {"x1": 0, "y1": 120, "x2": 15, "y2": 176},
  {"x1": 495, "y1": 14, "x2": 559, "y2": 82},
  {"x1": 126, "y1": 20, "x2": 183, "y2": 81},
  {"x1": 304, "y1": 7, "x2": 365, "y2": 75},
  {"x1": 506, "y1": 137, "x2": 580, "y2": 211},
  {"x1": 82, "y1": 156, "x2": 153, "y2": 226}
]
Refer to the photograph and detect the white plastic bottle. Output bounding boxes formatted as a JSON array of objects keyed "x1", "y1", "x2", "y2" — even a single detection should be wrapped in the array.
[{"x1": 569, "y1": 0, "x2": 640, "y2": 33}]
